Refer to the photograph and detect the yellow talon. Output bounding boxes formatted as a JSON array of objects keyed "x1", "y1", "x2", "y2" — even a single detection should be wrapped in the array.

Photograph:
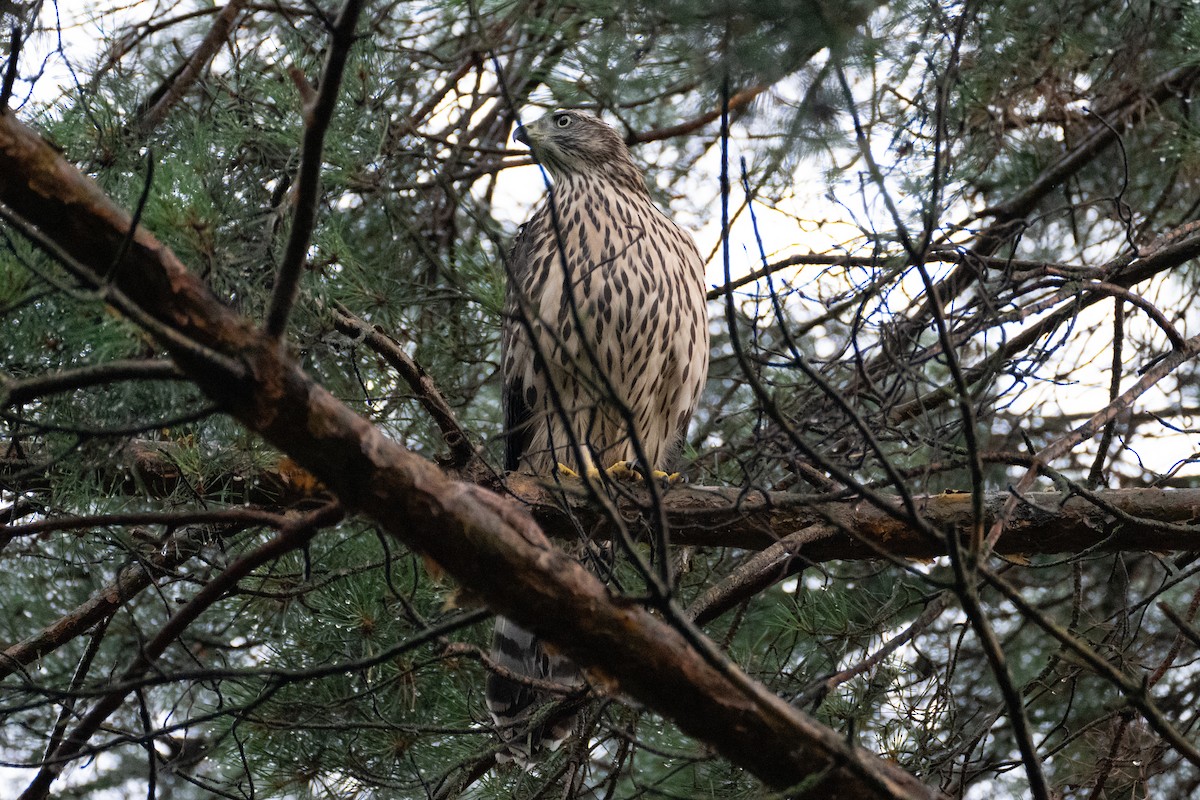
[
  {"x1": 604, "y1": 460, "x2": 638, "y2": 479},
  {"x1": 560, "y1": 461, "x2": 683, "y2": 485},
  {"x1": 604, "y1": 461, "x2": 682, "y2": 484},
  {"x1": 556, "y1": 462, "x2": 601, "y2": 480}
]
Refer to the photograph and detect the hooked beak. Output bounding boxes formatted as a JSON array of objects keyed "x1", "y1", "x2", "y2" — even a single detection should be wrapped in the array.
[{"x1": 513, "y1": 125, "x2": 530, "y2": 146}]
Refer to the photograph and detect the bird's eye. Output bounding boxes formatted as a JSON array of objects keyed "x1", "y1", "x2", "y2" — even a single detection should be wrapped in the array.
[{"x1": 554, "y1": 114, "x2": 571, "y2": 128}]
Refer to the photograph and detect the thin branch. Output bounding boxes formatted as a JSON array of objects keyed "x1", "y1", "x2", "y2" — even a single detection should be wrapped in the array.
[
  {"x1": 982, "y1": 563, "x2": 1200, "y2": 771},
  {"x1": 625, "y1": 85, "x2": 767, "y2": 145},
  {"x1": 134, "y1": 0, "x2": 249, "y2": 133},
  {"x1": 2, "y1": 507, "x2": 289, "y2": 541},
  {"x1": 684, "y1": 525, "x2": 828, "y2": 625},
  {"x1": 0, "y1": 517, "x2": 280, "y2": 680},
  {"x1": 329, "y1": 301, "x2": 476, "y2": 470},
  {"x1": 800, "y1": 593, "x2": 951, "y2": 708},
  {"x1": 887, "y1": 223, "x2": 1200, "y2": 424},
  {"x1": 2, "y1": 360, "x2": 184, "y2": 406},
  {"x1": 263, "y1": 0, "x2": 366, "y2": 339},
  {"x1": 19, "y1": 502, "x2": 343, "y2": 800}
]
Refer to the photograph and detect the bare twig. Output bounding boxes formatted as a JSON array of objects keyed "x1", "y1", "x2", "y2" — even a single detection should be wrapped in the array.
[
  {"x1": 800, "y1": 593, "x2": 951, "y2": 708},
  {"x1": 19, "y1": 503, "x2": 343, "y2": 800},
  {"x1": 330, "y1": 301, "x2": 476, "y2": 469},
  {"x1": 626, "y1": 85, "x2": 767, "y2": 145},
  {"x1": 264, "y1": 0, "x2": 366, "y2": 338},
  {"x1": 135, "y1": 0, "x2": 249, "y2": 133}
]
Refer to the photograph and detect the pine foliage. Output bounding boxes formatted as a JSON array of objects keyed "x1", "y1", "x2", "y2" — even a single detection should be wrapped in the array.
[{"x1": 4, "y1": 1, "x2": 1200, "y2": 798}]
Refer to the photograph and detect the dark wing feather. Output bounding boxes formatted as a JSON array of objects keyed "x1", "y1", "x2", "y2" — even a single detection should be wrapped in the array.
[
  {"x1": 501, "y1": 219, "x2": 539, "y2": 473},
  {"x1": 503, "y1": 376, "x2": 533, "y2": 472}
]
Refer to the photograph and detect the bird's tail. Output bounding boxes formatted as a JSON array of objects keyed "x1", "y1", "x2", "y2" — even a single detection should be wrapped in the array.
[{"x1": 487, "y1": 616, "x2": 582, "y2": 764}]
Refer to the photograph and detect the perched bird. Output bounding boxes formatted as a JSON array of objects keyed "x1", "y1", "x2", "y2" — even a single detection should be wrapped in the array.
[{"x1": 488, "y1": 109, "x2": 709, "y2": 761}]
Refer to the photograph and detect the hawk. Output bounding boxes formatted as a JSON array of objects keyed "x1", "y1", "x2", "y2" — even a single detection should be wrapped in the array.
[{"x1": 488, "y1": 109, "x2": 710, "y2": 761}]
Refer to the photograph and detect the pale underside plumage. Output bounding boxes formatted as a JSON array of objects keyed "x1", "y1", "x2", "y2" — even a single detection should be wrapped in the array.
[{"x1": 488, "y1": 110, "x2": 709, "y2": 763}]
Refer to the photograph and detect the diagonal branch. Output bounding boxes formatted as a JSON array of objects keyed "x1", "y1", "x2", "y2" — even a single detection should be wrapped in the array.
[
  {"x1": 17, "y1": 503, "x2": 343, "y2": 800},
  {"x1": 625, "y1": 85, "x2": 767, "y2": 145},
  {"x1": 330, "y1": 301, "x2": 476, "y2": 470},
  {"x1": 264, "y1": 0, "x2": 366, "y2": 339},
  {"x1": 0, "y1": 511, "x2": 286, "y2": 681},
  {"x1": 134, "y1": 0, "x2": 250, "y2": 134}
]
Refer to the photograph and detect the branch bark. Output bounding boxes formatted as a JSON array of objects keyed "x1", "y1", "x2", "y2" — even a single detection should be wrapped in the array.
[
  {"x1": 9, "y1": 447, "x2": 1200, "y2": 561},
  {"x1": 0, "y1": 112, "x2": 941, "y2": 797},
  {"x1": 134, "y1": 0, "x2": 250, "y2": 134},
  {"x1": 505, "y1": 477, "x2": 1200, "y2": 558}
]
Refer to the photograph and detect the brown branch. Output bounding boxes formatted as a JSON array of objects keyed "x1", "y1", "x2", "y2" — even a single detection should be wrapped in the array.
[
  {"x1": 330, "y1": 301, "x2": 476, "y2": 470},
  {"x1": 684, "y1": 524, "x2": 828, "y2": 625},
  {"x1": 1, "y1": 439, "x2": 335, "y2": 508},
  {"x1": 703, "y1": 249, "x2": 1112, "y2": 302},
  {"x1": 2, "y1": 359, "x2": 183, "y2": 406},
  {"x1": 1, "y1": 507, "x2": 288, "y2": 542},
  {"x1": 8, "y1": 444, "x2": 1200, "y2": 563},
  {"x1": 1147, "y1": 582, "x2": 1200, "y2": 688},
  {"x1": 0, "y1": 111, "x2": 940, "y2": 798},
  {"x1": 264, "y1": 0, "x2": 366, "y2": 338},
  {"x1": 0, "y1": 522, "x2": 253, "y2": 681},
  {"x1": 626, "y1": 85, "x2": 767, "y2": 145},
  {"x1": 503, "y1": 477, "x2": 1200, "y2": 561},
  {"x1": 802, "y1": 593, "x2": 952, "y2": 708},
  {"x1": 134, "y1": 0, "x2": 250, "y2": 134},
  {"x1": 1059, "y1": 280, "x2": 1184, "y2": 351}
]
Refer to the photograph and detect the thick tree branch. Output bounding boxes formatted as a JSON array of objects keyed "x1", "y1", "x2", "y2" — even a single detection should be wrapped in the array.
[
  {"x1": 0, "y1": 112, "x2": 940, "y2": 798},
  {"x1": 504, "y1": 478, "x2": 1200, "y2": 560},
  {"x1": 7, "y1": 447, "x2": 1200, "y2": 561}
]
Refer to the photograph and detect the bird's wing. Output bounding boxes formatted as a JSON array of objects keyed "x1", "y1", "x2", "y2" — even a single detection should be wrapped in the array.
[{"x1": 501, "y1": 217, "x2": 540, "y2": 472}]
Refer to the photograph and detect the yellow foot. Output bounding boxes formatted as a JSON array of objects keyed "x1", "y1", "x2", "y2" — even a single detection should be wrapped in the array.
[
  {"x1": 556, "y1": 462, "x2": 601, "y2": 480},
  {"x1": 605, "y1": 461, "x2": 682, "y2": 483}
]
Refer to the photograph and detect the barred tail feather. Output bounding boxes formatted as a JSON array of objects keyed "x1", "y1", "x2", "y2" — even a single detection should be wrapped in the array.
[{"x1": 487, "y1": 616, "x2": 580, "y2": 764}]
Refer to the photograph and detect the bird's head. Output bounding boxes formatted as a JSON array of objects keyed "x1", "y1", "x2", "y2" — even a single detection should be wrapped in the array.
[{"x1": 512, "y1": 110, "x2": 635, "y2": 180}]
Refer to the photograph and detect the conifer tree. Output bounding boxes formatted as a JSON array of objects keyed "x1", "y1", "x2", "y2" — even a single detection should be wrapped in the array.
[{"x1": 3, "y1": 1, "x2": 1200, "y2": 798}]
